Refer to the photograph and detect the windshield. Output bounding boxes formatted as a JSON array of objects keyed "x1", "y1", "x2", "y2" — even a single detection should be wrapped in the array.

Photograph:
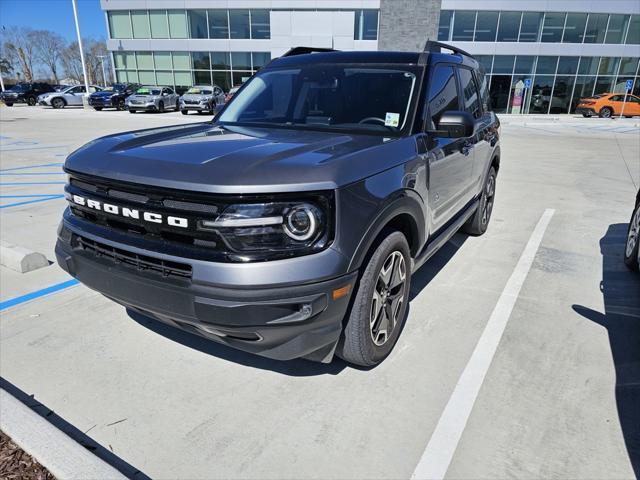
[
  {"x1": 104, "y1": 84, "x2": 124, "y2": 92},
  {"x1": 218, "y1": 65, "x2": 419, "y2": 134},
  {"x1": 9, "y1": 84, "x2": 27, "y2": 92},
  {"x1": 136, "y1": 87, "x2": 160, "y2": 95},
  {"x1": 187, "y1": 87, "x2": 212, "y2": 95}
]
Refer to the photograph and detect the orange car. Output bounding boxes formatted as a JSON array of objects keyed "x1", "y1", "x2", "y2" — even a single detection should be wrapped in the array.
[{"x1": 576, "y1": 92, "x2": 640, "y2": 118}]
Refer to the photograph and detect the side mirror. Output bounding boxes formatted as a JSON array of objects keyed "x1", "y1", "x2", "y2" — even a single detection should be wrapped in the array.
[
  {"x1": 435, "y1": 111, "x2": 475, "y2": 138},
  {"x1": 213, "y1": 103, "x2": 224, "y2": 115}
]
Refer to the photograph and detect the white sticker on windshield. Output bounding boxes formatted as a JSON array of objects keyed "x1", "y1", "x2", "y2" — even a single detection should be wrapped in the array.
[{"x1": 385, "y1": 112, "x2": 400, "y2": 127}]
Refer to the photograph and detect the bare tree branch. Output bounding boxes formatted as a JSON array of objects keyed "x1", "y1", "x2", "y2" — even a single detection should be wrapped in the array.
[{"x1": 31, "y1": 30, "x2": 66, "y2": 84}]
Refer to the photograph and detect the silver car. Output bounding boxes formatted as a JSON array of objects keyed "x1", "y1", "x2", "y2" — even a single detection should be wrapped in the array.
[
  {"x1": 179, "y1": 85, "x2": 225, "y2": 115},
  {"x1": 38, "y1": 85, "x2": 102, "y2": 109},
  {"x1": 126, "y1": 86, "x2": 180, "y2": 113}
]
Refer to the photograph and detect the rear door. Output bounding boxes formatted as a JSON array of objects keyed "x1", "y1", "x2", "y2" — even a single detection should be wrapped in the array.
[
  {"x1": 67, "y1": 86, "x2": 85, "y2": 106},
  {"x1": 622, "y1": 95, "x2": 640, "y2": 116},
  {"x1": 424, "y1": 64, "x2": 474, "y2": 231}
]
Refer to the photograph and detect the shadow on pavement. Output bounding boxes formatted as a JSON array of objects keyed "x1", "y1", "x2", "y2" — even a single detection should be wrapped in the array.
[
  {"x1": 0, "y1": 377, "x2": 150, "y2": 480},
  {"x1": 572, "y1": 223, "x2": 640, "y2": 478}
]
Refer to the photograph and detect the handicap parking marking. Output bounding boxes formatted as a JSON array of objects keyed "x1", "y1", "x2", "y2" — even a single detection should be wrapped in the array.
[
  {"x1": 0, "y1": 279, "x2": 80, "y2": 312},
  {"x1": 411, "y1": 209, "x2": 555, "y2": 480}
]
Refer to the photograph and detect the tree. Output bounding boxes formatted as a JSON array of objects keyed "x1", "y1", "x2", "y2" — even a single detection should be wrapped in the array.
[
  {"x1": 0, "y1": 58, "x2": 13, "y2": 76},
  {"x1": 61, "y1": 38, "x2": 111, "y2": 85},
  {"x1": 31, "y1": 30, "x2": 66, "y2": 84},
  {"x1": 60, "y1": 41, "x2": 84, "y2": 83},
  {"x1": 1, "y1": 26, "x2": 36, "y2": 82}
]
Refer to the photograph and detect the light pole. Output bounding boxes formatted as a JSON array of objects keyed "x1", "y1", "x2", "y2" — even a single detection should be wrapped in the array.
[
  {"x1": 97, "y1": 55, "x2": 108, "y2": 87},
  {"x1": 71, "y1": 0, "x2": 91, "y2": 108}
]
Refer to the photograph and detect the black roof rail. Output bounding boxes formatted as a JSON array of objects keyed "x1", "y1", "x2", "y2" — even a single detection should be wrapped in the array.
[
  {"x1": 423, "y1": 40, "x2": 474, "y2": 59},
  {"x1": 280, "y1": 46, "x2": 338, "y2": 57}
]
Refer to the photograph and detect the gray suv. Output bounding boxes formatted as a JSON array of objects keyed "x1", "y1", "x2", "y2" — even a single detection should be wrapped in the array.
[
  {"x1": 56, "y1": 43, "x2": 500, "y2": 367},
  {"x1": 126, "y1": 86, "x2": 180, "y2": 113},
  {"x1": 180, "y1": 85, "x2": 225, "y2": 115}
]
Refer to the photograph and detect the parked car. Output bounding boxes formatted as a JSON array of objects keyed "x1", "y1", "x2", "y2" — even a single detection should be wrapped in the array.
[
  {"x1": 625, "y1": 189, "x2": 640, "y2": 272},
  {"x1": 576, "y1": 92, "x2": 640, "y2": 118},
  {"x1": 57, "y1": 42, "x2": 500, "y2": 367},
  {"x1": 179, "y1": 85, "x2": 225, "y2": 115},
  {"x1": 89, "y1": 83, "x2": 140, "y2": 111},
  {"x1": 126, "y1": 86, "x2": 180, "y2": 113},
  {"x1": 225, "y1": 85, "x2": 241, "y2": 103},
  {"x1": 38, "y1": 85, "x2": 103, "y2": 109},
  {"x1": 1, "y1": 82, "x2": 54, "y2": 106}
]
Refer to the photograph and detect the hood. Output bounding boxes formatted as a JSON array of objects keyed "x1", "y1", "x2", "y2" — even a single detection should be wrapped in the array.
[
  {"x1": 64, "y1": 123, "x2": 415, "y2": 194},
  {"x1": 91, "y1": 90, "x2": 119, "y2": 98}
]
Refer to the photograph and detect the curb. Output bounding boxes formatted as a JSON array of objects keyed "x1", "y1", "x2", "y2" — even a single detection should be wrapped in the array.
[
  {"x1": 0, "y1": 241, "x2": 49, "y2": 273},
  {"x1": 0, "y1": 388, "x2": 127, "y2": 480}
]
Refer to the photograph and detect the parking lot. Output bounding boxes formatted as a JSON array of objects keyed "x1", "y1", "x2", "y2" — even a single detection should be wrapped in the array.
[{"x1": 1, "y1": 104, "x2": 639, "y2": 479}]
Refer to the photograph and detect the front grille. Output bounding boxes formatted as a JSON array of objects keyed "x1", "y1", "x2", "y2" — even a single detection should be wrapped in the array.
[
  {"x1": 184, "y1": 100, "x2": 199, "y2": 105},
  {"x1": 75, "y1": 235, "x2": 192, "y2": 279}
]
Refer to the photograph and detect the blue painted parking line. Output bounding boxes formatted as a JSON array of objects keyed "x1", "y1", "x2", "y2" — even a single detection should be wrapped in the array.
[
  {"x1": 0, "y1": 194, "x2": 64, "y2": 198},
  {"x1": 0, "y1": 279, "x2": 80, "y2": 312},
  {"x1": 0, "y1": 182, "x2": 66, "y2": 185},
  {"x1": 0, "y1": 195, "x2": 64, "y2": 209},
  {"x1": 0, "y1": 172, "x2": 66, "y2": 176},
  {"x1": 0, "y1": 145, "x2": 69, "y2": 152},
  {"x1": 0, "y1": 163, "x2": 63, "y2": 172}
]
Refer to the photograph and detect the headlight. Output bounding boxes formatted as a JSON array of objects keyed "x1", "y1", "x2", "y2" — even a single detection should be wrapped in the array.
[{"x1": 198, "y1": 195, "x2": 333, "y2": 260}]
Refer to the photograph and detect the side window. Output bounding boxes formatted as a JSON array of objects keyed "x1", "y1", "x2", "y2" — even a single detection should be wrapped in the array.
[
  {"x1": 610, "y1": 95, "x2": 623, "y2": 101},
  {"x1": 628, "y1": 96, "x2": 640, "y2": 103},
  {"x1": 476, "y1": 68, "x2": 490, "y2": 112},
  {"x1": 426, "y1": 65, "x2": 460, "y2": 129},
  {"x1": 70, "y1": 86, "x2": 83, "y2": 94},
  {"x1": 458, "y1": 67, "x2": 481, "y2": 119}
]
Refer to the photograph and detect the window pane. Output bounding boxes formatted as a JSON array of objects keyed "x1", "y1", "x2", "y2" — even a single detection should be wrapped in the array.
[
  {"x1": 252, "y1": 52, "x2": 271, "y2": 69},
  {"x1": 156, "y1": 71, "x2": 173, "y2": 86},
  {"x1": 514, "y1": 55, "x2": 535, "y2": 74},
  {"x1": 154, "y1": 52, "x2": 172, "y2": 69},
  {"x1": 556, "y1": 57, "x2": 579, "y2": 75},
  {"x1": 115, "y1": 52, "x2": 136, "y2": 69},
  {"x1": 509, "y1": 76, "x2": 530, "y2": 113},
  {"x1": 541, "y1": 12, "x2": 565, "y2": 43},
  {"x1": 116, "y1": 70, "x2": 127, "y2": 83},
  {"x1": 536, "y1": 56, "x2": 558, "y2": 74},
  {"x1": 136, "y1": 51, "x2": 153, "y2": 69},
  {"x1": 598, "y1": 57, "x2": 620, "y2": 75},
  {"x1": 208, "y1": 10, "x2": 229, "y2": 39},
  {"x1": 452, "y1": 11, "x2": 476, "y2": 41},
  {"x1": 361, "y1": 10, "x2": 379, "y2": 40},
  {"x1": 114, "y1": 52, "x2": 126, "y2": 69},
  {"x1": 584, "y1": 13, "x2": 608, "y2": 43},
  {"x1": 605, "y1": 14, "x2": 630, "y2": 44},
  {"x1": 550, "y1": 76, "x2": 575, "y2": 113},
  {"x1": 578, "y1": 57, "x2": 600, "y2": 75},
  {"x1": 125, "y1": 70, "x2": 138, "y2": 83},
  {"x1": 232, "y1": 71, "x2": 253, "y2": 85},
  {"x1": 251, "y1": 10, "x2": 270, "y2": 39},
  {"x1": 108, "y1": 11, "x2": 131, "y2": 39},
  {"x1": 213, "y1": 72, "x2": 231, "y2": 91},
  {"x1": 189, "y1": 10, "x2": 208, "y2": 38},
  {"x1": 131, "y1": 10, "x2": 150, "y2": 39},
  {"x1": 427, "y1": 65, "x2": 460, "y2": 127},
  {"x1": 520, "y1": 12, "x2": 543, "y2": 42},
  {"x1": 570, "y1": 76, "x2": 596, "y2": 112},
  {"x1": 474, "y1": 11, "x2": 498, "y2": 42},
  {"x1": 496, "y1": 12, "x2": 520, "y2": 42},
  {"x1": 476, "y1": 55, "x2": 493, "y2": 74},
  {"x1": 229, "y1": 10, "x2": 250, "y2": 39},
  {"x1": 613, "y1": 77, "x2": 635, "y2": 93},
  {"x1": 594, "y1": 76, "x2": 614, "y2": 94},
  {"x1": 438, "y1": 10, "x2": 452, "y2": 41},
  {"x1": 529, "y1": 75, "x2": 554, "y2": 113},
  {"x1": 477, "y1": 69, "x2": 490, "y2": 111},
  {"x1": 172, "y1": 52, "x2": 190, "y2": 70},
  {"x1": 192, "y1": 52, "x2": 210, "y2": 70},
  {"x1": 231, "y1": 52, "x2": 251, "y2": 70},
  {"x1": 194, "y1": 70, "x2": 212, "y2": 85},
  {"x1": 138, "y1": 70, "x2": 155, "y2": 84},
  {"x1": 168, "y1": 10, "x2": 187, "y2": 38},
  {"x1": 149, "y1": 10, "x2": 168, "y2": 38},
  {"x1": 459, "y1": 68, "x2": 481, "y2": 117},
  {"x1": 211, "y1": 52, "x2": 231, "y2": 70},
  {"x1": 174, "y1": 71, "x2": 192, "y2": 88},
  {"x1": 492, "y1": 55, "x2": 515, "y2": 74},
  {"x1": 489, "y1": 76, "x2": 511, "y2": 113},
  {"x1": 619, "y1": 57, "x2": 639, "y2": 76},
  {"x1": 562, "y1": 13, "x2": 587, "y2": 43},
  {"x1": 627, "y1": 16, "x2": 640, "y2": 44}
]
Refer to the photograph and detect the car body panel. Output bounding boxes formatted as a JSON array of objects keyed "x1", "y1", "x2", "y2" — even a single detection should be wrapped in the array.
[
  {"x1": 126, "y1": 86, "x2": 180, "y2": 112},
  {"x1": 577, "y1": 93, "x2": 640, "y2": 116},
  {"x1": 180, "y1": 85, "x2": 225, "y2": 112},
  {"x1": 39, "y1": 85, "x2": 102, "y2": 107}
]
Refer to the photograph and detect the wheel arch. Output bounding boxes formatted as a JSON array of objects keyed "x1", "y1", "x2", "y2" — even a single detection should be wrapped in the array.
[{"x1": 51, "y1": 96, "x2": 67, "y2": 106}]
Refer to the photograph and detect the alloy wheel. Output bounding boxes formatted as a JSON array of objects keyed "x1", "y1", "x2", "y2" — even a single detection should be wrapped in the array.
[
  {"x1": 481, "y1": 173, "x2": 496, "y2": 225},
  {"x1": 626, "y1": 206, "x2": 640, "y2": 258},
  {"x1": 370, "y1": 251, "x2": 406, "y2": 346}
]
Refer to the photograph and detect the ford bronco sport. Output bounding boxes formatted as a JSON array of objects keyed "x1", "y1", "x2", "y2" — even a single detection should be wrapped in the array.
[{"x1": 56, "y1": 42, "x2": 500, "y2": 367}]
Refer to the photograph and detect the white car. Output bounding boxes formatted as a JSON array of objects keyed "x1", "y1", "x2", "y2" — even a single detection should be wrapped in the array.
[{"x1": 38, "y1": 85, "x2": 102, "y2": 109}]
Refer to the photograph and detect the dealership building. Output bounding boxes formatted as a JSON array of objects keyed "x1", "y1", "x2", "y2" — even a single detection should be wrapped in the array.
[{"x1": 101, "y1": 0, "x2": 640, "y2": 114}]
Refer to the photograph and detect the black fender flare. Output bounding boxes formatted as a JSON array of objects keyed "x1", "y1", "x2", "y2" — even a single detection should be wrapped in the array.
[{"x1": 347, "y1": 190, "x2": 426, "y2": 272}]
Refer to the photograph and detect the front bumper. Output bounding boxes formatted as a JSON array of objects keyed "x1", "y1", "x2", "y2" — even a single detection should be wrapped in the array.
[
  {"x1": 576, "y1": 107, "x2": 595, "y2": 116},
  {"x1": 181, "y1": 103, "x2": 210, "y2": 111},
  {"x1": 128, "y1": 104, "x2": 157, "y2": 112},
  {"x1": 89, "y1": 98, "x2": 114, "y2": 107},
  {"x1": 55, "y1": 214, "x2": 356, "y2": 363}
]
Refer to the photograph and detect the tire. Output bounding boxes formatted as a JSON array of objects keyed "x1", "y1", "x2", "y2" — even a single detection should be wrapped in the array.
[
  {"x1": 624, "y1": 202, "x2": 640, "y2": 272},
  {"x1": 51, "y1": 97, "x2": 65, "y2": 109},
  {"x1": 181, "y1": 109, "x2": 188, "y2": 115},
  {"x1": 175, "y1": 100, "x2": 180, "y2": 111},
  {"x1": 158, "y1": 101, "x2": 164, "y2": 113},
  {"x1": 582, "y1": 113, "x2": 590, "y2": 118},
  {"x1": 27, "y1": 96, "x2": 36, "y2": 106},
  {"x1": 129, "y1": 109, "x2": 136, "y2": 114},
  {"x1": 464, "y1": 166, "x2": 497, "y2": 236},
  {"x1": 93, "y1": 107, "x2": 103, "y2": 111},
  {"x1": 599, "y1": 107, "x2": 613, "y2": 118},
  {"x1": 116, "y1": 99, "x2": 125, "y2": 111},
  {"x1": 4, "y1": 102, "x2": 13, "y2": 107},
  {"x1": 338, "y1": 231, "x2": 411, "y2": 367}
]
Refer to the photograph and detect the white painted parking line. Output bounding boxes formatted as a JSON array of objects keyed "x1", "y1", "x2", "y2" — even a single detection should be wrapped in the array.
[{"x1": 411, "y1": 209, "x2": 555, "y2": 480}]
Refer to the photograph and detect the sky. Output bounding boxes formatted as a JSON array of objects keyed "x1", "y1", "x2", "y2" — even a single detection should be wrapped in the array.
[{"x1": 0, "y1": 0, "x2": 107, "y2": 40}]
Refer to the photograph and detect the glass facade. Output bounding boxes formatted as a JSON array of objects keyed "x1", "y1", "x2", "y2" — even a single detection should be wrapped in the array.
[
  {"x1": 439, "y1": 10, "x2": 639, "y2": 44},
  {"x1": 113, "y1": 51, "x2": 271, "y2": 93},
  {"x1": 476, "y1": 55, "x2": 640, "y2": 114}
]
